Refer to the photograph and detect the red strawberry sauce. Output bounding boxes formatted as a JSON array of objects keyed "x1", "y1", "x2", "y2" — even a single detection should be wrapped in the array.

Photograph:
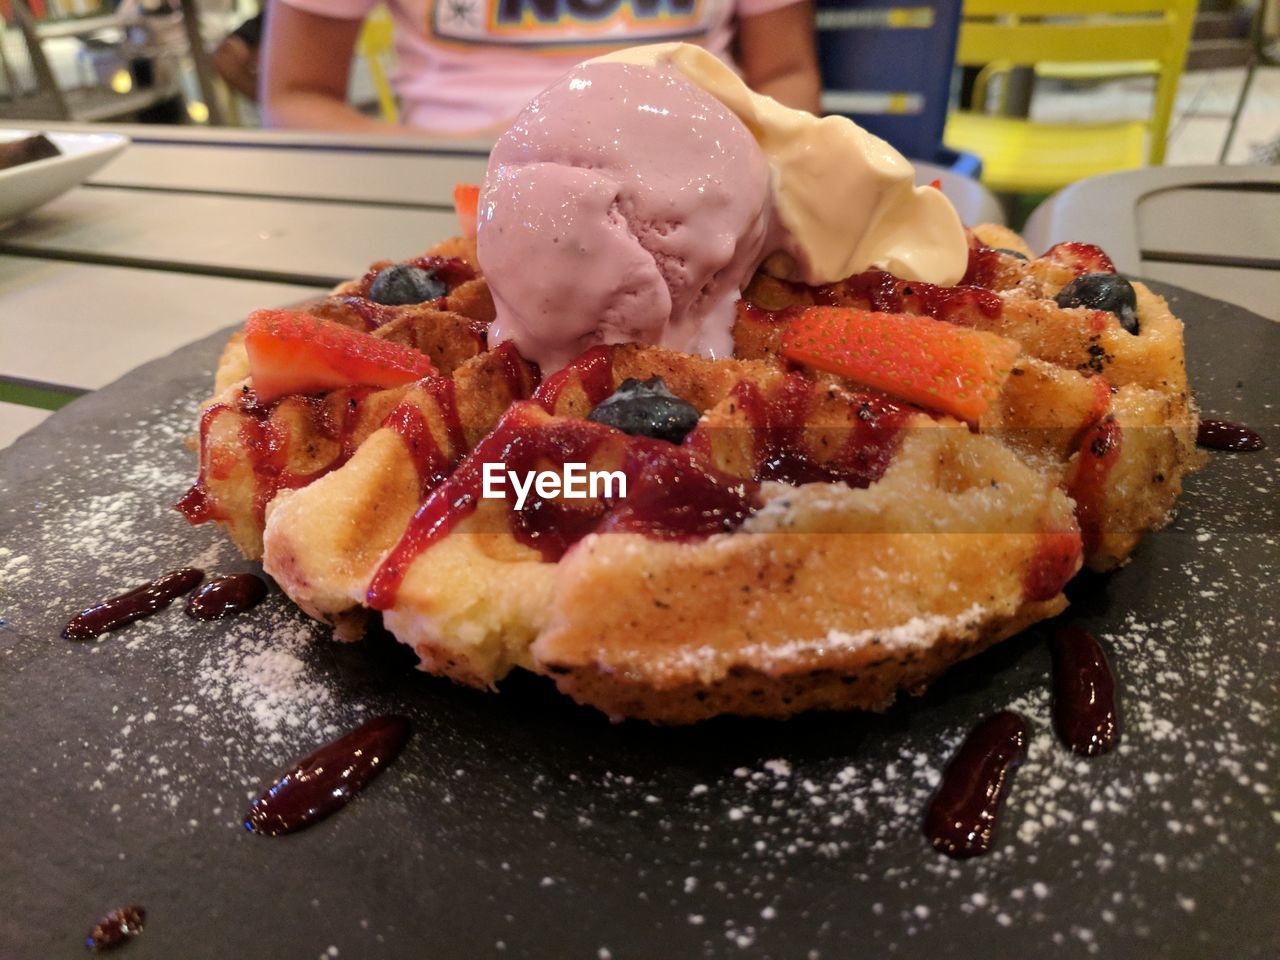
[
  {"x1": 176, "y1": 386, "x2": 378, "y2": 526},
  {"x1": 382, "y1": 377, "x2": 467, "y2": 496},
  {"x1": 366, "y1": 361, "x2": 912, "y2": 609},
  {"x1": 729, "y1": 375, "x2": 909, "y2": 487},
  {"x1": 533, "y1": 344, "x2": 616, "y2": 412},
  {"x1": 1067, "y1": 414, "x2": 1124, "y2": 555}
]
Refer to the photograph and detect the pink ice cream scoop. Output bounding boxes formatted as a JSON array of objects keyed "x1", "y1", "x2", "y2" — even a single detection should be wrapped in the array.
[{"x1": 477, "y1": 60, "x2": 773, "y2": 374}]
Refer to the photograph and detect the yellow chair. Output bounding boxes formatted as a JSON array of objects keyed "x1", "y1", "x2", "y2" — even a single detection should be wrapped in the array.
[
  {"x1": 944, "y1": 0, "x2": 1197, "y2": 195},
  {"x1": 358, "y1": 5, "x2": 398, "y2": 124}
]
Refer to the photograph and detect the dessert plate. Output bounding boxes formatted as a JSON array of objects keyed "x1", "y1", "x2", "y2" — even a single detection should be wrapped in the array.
[
  {"x1": 0, "y1": 282, "x2": 1275, "y2": 958},
  {"x1": 0, "y1": 129, "x2": 129, "y2": 226}
]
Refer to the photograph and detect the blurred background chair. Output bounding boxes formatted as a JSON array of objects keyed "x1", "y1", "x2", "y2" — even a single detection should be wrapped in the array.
[
  {"x1": 1220, "y1": 0, "x2": 1280, "y2": 160},
  {"x1": 945, "y1": 0, "x2": 1198, "y2": 195},
  {"x1": 358, "y1": 4, "x2": 396, "y2": 124},
  {"x1": 815, "y1": 0, "x2": 981, "y2": 175}
]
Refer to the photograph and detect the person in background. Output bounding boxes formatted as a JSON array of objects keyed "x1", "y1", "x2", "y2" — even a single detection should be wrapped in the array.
[
  {"x1": 212, "y1": 5, "x2": 267, "y2": 102},
  {"x1": 259, "y1": 0, "x2": 821, "y2": 136}
]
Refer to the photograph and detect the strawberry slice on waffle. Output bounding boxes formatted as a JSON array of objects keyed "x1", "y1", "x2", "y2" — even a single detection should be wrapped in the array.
[{"x1": 244, "y1": 310, "x2": 437, "y2": 404}]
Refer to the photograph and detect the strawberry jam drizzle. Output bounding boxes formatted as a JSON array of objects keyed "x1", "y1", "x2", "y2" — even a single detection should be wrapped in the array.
[
  {"x1": 1050, "y1": 626, "x2": 1120, "y2": 756},
  {"x1": 730, "y1": 376, "x2": 910, "y2": 487},
  {"x1": 491, "y1": 339, "x2": 538, "y2": 399},
  {"x1": 367, "y1": 365, "x2": 924, "y2": 607},
  {"x1": 174, "y1": 402, "x2": 239, "y2": 525},
  {"x1": 382, "y1": 377, "x2": 467, "y2": 496},
  {"x1": 1067, "y1": 415, "x2": 1123, "y2": 554},
  {"x1": 596, "y1": 442, "x2": 758, "y2": 541},
  {"x1": 237, "y1": 406, "x2": 292, "y2": 519},
  {"x1": 961, "y1": 238, "x2": 1007, "y2": 289},
  {"x1": 859, "y1": 270, "x2": 1001, "y2": 321},
  {"x1": 367, "y1": 399, "x2": 761, "y2": 608},
  {"x1": 367, "y1": 404, "x2": 615, "y2": 606},
  {"x1": 739, "y1": 268, "x2": 1003, "y2": 333},
  {"x1": 173, "y1": 484, "x2": 217, "y2": 524},
  {"x1": 924, "y1": 711, "x2": 1028, "y2": 858},
  {"x1": 175, "y1": 387, "x2": 378, "y2": 526},
  {"x1": 342, "y1": 297, "x2": 407, "y2": 331},
  {"x1": 177, "y1": 344, "x2": 536, "y2": 532},
  {"x1": 738, "y1": 301, "x2": 800, "y2": 325},
  {"x1": 1197, "y1": 418, "x2": 1265, "y2": 451},
  {"x1": 244, "y1": 714, "x2": 411, "y2": 836},
  {"x1": 533, "y1": 344, "x2": 616, "y2": 412},
  {"x1": 1023, "y1": 531, "x2": 1083, "y2": 602}
]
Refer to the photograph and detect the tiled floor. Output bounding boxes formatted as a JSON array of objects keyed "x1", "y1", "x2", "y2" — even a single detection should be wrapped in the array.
[{"x1": 1030, "y1": 65, "x2": 1280, "y2": 165}]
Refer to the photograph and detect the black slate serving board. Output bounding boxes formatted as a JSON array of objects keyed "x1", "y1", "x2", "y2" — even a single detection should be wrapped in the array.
[{"x1": 1, "y1": 282, "x2": 1276, "y2": 959}]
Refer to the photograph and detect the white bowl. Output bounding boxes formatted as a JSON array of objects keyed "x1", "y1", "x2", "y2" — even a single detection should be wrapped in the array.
[{"x1": 0, "y1": 129, "x2": 130, "y2": 225}]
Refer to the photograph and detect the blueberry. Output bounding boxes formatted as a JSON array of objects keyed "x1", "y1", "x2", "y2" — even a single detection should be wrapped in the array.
[
  {"x1": 994, "y1": 247, "x2": 1029, "y2": 261},
  {"x1": 587, "y1": 377, "x2": 700, "y2": 444},
  {"x1": 1055, "y1": 273, "x2": 1139, "y2": 334},
  {"x1": 368, "y1": 264, "x2": 447, "y2": 305}
]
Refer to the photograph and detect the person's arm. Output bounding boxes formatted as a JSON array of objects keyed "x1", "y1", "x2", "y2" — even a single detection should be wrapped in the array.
[
  {"x1": 736, "y1": 1, "x2": 822, "y2": 114},
  {"x1": 260, "y1": 2, "x2": 398, "y2": 133},
  {"x1": 212, "y1": 33, "x2": 259, "y2": 101}
]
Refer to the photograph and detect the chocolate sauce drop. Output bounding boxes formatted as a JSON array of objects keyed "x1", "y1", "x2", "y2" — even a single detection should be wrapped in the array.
[
  {"x1": 1050, "y1": 627, "x2": 1120, "y2": 756},
  {"x1": 63, "y1": 569, "x2": 204, "y2": 640},
  {"x1": 244, "y1": 715, "x2": 411, "y2": 836},
  {"x1": 85, "y1": 905, "x2": 145, "y2": 951},
  {"x1": 1196, "y1": 418, "x2": 1265, "y2": 451},
  {"x1": 924, "y1": 711, "x2": 1028, "y2": 859},
  {"x1": 185, "y1": 573, "x2": 268, "y2": 620}
]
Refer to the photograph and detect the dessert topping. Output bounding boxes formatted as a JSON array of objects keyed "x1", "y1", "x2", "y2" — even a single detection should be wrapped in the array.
[
  {"x1": 1197, "y1": 418, "x2": 1265, "y2": 451},
  {"x1": 780, "y1": 306, "x2": 1020, "y2": 423},
  {"x1": 453, "y1": 182, "x2": 480, "y2": 239},
  {"x1": 1055, "y1": 274, "x2": 1139, "y2": 335},
  {"x1": 85, "y1": 906, "x2": 145, "y2": 952},
  {"x1": 244, "y1": 715, "x2": 411, "y2": 836},
  {"x1": 185, "y1": 573, "x2": 269, "y2": 620},
  {"x1": 924, "y1": 711, "x2": 1028, "y2": 859},
  {"x1": 586, "y1": 377, "x2": 700, "y2": 445},
  {"x1": 243, "y1": 310, "x2": 436, "y2": 404},
  {"x1": 64, "y1": 568, "x2": 204, "y2": 640},
  {"x1": 1050, "y1": 626, "x2": 1120, "y2": 756},
  {"x1": 368, "y1": 264, "x2": 448, "y2": 306}
]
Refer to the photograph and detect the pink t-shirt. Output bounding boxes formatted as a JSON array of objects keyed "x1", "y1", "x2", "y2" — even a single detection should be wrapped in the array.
[{"x1": 280, "y1": 0, "x2": 802, "y2": 134}]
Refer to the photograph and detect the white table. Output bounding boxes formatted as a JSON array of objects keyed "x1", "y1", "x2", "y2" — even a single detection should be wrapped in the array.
[{"x1": 0, "y1": 122, "x2": 998, "y2": 449}]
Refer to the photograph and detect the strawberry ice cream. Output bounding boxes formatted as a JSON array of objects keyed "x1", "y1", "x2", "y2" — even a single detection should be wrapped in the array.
[
  {"x1": 477, "y1": 43, "x2": 969, "y2": 374},
  {"x1": 477, "y1": 59, "x2": 772, "y2": 373}
]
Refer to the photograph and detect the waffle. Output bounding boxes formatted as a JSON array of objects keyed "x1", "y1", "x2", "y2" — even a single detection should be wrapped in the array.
[
  {"x1": 179, "y1": 239, "x2": 501, "y2": 559},
  {"x1": 179, "y1": 228, "x2": 1201, "y2": 722}
]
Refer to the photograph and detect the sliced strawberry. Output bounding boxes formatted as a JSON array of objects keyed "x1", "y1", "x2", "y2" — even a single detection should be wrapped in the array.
[
  {"x1": 453, "y1": 183, "x2": 480, "y2": 239},
  {"x1": 1041, "y1": 241, "x2": 1115, "y2": 275},
  {"x1": 781, "y1": 307, "x2": 1020, "y2": 423},
  {"x1": 244, "y1": 310, "x2": 436, "y2": 404}
]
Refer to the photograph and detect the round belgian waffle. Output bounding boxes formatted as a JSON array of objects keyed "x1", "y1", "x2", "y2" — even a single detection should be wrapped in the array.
[{"x1": 178, "y1": 227, "x2": 1202, "y2": 723}]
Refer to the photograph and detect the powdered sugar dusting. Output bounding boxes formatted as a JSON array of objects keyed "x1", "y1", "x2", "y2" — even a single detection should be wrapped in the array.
[
  {"x1": 0, "y1": 387, "x2": 361, "y2": 822},
  {"x1": 745, "y1": 604, "x2": 986, "y2": 667}
]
